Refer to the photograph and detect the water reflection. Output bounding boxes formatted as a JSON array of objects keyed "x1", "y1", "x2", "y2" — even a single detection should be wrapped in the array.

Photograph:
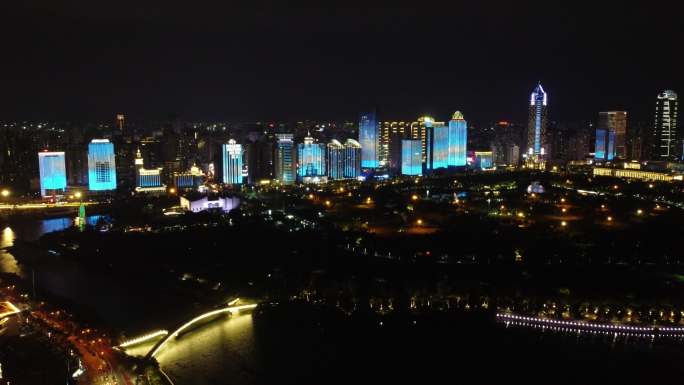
[
  {"x1": 0, "y1": 226, "x2": 20, "y2": 275},
  {"x1": 0, "y1": 215, "x2": 106, "y2": 277},
  {"x1": 157, "y1": 314, "x2": 258, "y2": 385}
]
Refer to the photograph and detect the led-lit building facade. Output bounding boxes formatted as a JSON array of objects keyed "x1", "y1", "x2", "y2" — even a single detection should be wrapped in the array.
[
  {"x1": 222, "y1": 139, "x2": 243, "y2": 185},
  {"x1": 426, "y1": 123, "x2": 449, "y2": 170},
  {"x1": 297, "y1": 136, "x2": 326, "y2": 180},
  {"x1": 327, "y1": 139, "x2": 344, "y2": 180},
  {"x1": 275, "y1": 133, "x2": 296, "y2": 185},
  {"x1": 379, "y1": 121, "x2": 410, "y2": 173},
  {"x1": 448, "y1": 111, "x2": 468, "y2": 167},
  {"x1": 134, "y1": 148, "x2": 165, "y2": 193},
  {"x1": 174, "y1": 165, "x2": 205, "y2": 190},
  {"x1": 595, "y1": 111, "x2": 626, "y2": 161},
  {"x1": 344, "y1": 139, "x2": 362, "y2": 179},
  {"x1": 526, "y1": 83, "x2": 548, "y2": 167},
  {"x1": 401, "y1": 139, "x2": 422, "y2": 176},
  {"x1": 595, "y1": 128, "x2": 608, "y2": 160},
  {"x1": 410, "y1": 116, "x2": 445, "y2": 164},
  {"x1": 88, "y1": 139, "x2": 117, "y2": 191},
  {"x1": 359, "y1": 110, "x2": 379, "y2": 168},
  {"x1": 474, "y1": 151, "x2": 494, "y2": 169},
  {"x1": 38, "y1": 151, "x2": 67, "y2": 197},
  {"x1": 652, "y1": 90, "x2": 678, "y2": 160}
]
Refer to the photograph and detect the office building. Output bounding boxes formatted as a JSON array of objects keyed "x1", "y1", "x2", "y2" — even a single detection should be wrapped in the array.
[
  {"x1": 134, "y1": 148, "x2": 165, "y2": 193},
  {"x1": 595, "y1": 112, "x2": 626, "y2": 161},
  {"x1": 297, "y1": 136, "x2": 326, "y2": 180},
  {"x1": 448, "y1": 111, "x2": 468, "y2": 167},
  {"x1": 411, "y1": 116, "x2": 445, "y2": 163},
  {"x1": 174, "y1": 165, "x2": 206, "y2": 190},
  {"x1": 359, "y1": 110, "x2": 379, "y2": 168},
  {"x1": 344, "y1": 139, "x2": 362, "y2": 179},
  {"x1": 526, "y1": 83, "x2": 548, "y2": 167},
  {"x1": 401, "y1": 139, "x2": 422, "y2": 176},
  {"x1": 88, "y1": 139, "x2": 117, "y2": 191},
  {"x1": 275, "y1": 133, "x2": 296, "y2": 185},
  {"x1": 327, "y1": 139, "x2": 345, "y2": 180},
  {"x1": 222, "y1": 139, "x2": 243, "y2": 185},
  {"x1": 38, "y1": 151, "x2": 67, "y2": 197},
  {"x1": 246, "y1": 133, "x2": 274, "y2": 185},
  {"x1": 379, "y1": 121, "x2": 410, "y2": 174},
  {"x1": 652, "y1": 90, "x2": 678, "y2": 160},
  {"x1": 426, "y1": 122, "x2": 449, "y2": 170}
]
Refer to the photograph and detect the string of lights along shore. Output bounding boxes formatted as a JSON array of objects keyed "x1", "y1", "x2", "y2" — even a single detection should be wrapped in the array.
[{"x1": 3, "y1": 83, "x2": 681, "y2": 201}]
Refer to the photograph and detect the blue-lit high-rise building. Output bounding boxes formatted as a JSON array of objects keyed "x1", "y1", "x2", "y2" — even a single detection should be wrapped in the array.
[
  {"x1": 595, "y1": 128, "x2": 607, "y2": 160},
  {"x1": 327, "y1": 139, "x2": 344, "y2": 180},
  {"x1": 426, "y1": 122, "x2": 449, "y2": 170},
  {"x1": 526, "y1": 83, "x2": 548, "y2": 167},
  {"x1": 297, "y1": 136, "x2": 326, "y2": 180},
  {"x1": 222, "y1": 139, "x2": 243, "y2": 185},
  {"x1": 401, "y1": 139, "x2": 422, "y2": 176},
  {"x1": 595, "y1": 112, "x2": 623, "y2": 161},
  {"x1": 275, "y1": 133, "x2": 296, "y2": 185},
  {"x1": 38, "y1": 151, "x2": 67, "y2": 197},
  {"x1": 344, "y1": 139, "x2": 362, "y2": 179},
  {"x1": 359, "y1": 110, "x2": 378, "y2": 169},
  {"x1": 87, "y1": 139, "x2": 117, "y2": 191},
  {"x1": 448, "y1": 111, "x2": 468, "y2": 167}
]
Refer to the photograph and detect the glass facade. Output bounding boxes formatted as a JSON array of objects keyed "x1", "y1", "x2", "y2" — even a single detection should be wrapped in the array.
[
  {"x1": 88, "y1": 139, "x2": 117, "y2": 191},
  {"x1": 426, "y1": 124, "x2": 449, "y2": 170},
  {"x1": 359, "y1": 110, "x2": 378, "y2": 168},
  {"x1": 595, "y1": 128, "x2": 607, "y2": 160},
  {"x1": 297, "y1": 136, "x2": 326, "y2": 179},
  {"x1": 222, "y1": 139, "x2": 243, "y2": 185},
  {"x1": 344, "y1": 139, "x2": 362, "y2": 179},
  {"x1": 327, "y1": 140, "x2": 344, "y2": 180},
  {"x1": 401, "y1": 139, "x2": 422, "y2": 176},
  {"x1": 275, "y1": 133, "x2": 295, "y2": 185},
  {"x1": 38, "y1": 151, "x2": 67, "y2": 197},
  {"x1": 448, "y1": 112, "x2": 468, "y2": 166}
]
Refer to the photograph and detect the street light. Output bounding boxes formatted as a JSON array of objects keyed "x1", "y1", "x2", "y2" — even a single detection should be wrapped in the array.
[
  {"x1": 411, "y1": 194, "x2": 419, "y2": 201},
  {"x1": 636, "y1": 209, "x2": 643, "y2": 215},
  {"x1": 561, "y1": 221, "x2": 567, "y2": 227},
  {"x1": 416, "y1": 219, "x2": 423, "y2": 225},
  {"x1": 74, "y1": 191, "x2": 82, "y2": 199},
  {"x1": 0, "y1": 189, "x2": 9, "y2": 198}
]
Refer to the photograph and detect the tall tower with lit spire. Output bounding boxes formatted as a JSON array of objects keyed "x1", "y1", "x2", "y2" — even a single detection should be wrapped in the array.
[{"x1": 526, "y1": 82, "x2": 548, "y2": 168}]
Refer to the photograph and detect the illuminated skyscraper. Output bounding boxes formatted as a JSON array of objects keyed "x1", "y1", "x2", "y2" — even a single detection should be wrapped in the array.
[
  {"x1": 222, "y1": 139, "x2": 243, "y2": 185},
  {"x1": 297, "y1": 136, "x2": 326, "y2": 180},
  {"x1": 410, "y1": 116, "x2": 445, "y2": 163},
  {"x1": 359, "y1": 110, "x2": 379, "y2": 168},
  {"x1": 344, "y1": 139, "x2": 362, "y2": 179},
  {"x1": 426, "y1": 122, "x2": 449, "y2": 170},
  {"x1": 526, "y1": 83, "x2": 548, "y2": 166},
  {"x1": 595, "y1": 112, "x2": 626, "y2": 161},
  {"x1": 401, "y1": 139, "x2": 422, "y2": 176},
  {"x1": 327, "y1": 139, "x2": 344, "y2": 180},
  {"x1": 38, "y1": 151, "x2": 67, "y2": 197},
  {"x1": 448, "y1": 111, "x2": 468, "y2": 167},
  {"x1": 88, "y1": 139, "x2": 117, "y2": 191},
  {"x1": 652, "y1": 90, "x2": 678, "y2": 160},
  {"x1": 379, "y1": 121, "x2": 410, "y2": 173},
  {"x1": 275, "y1": 133, "x2": 296, "y2": 185}
]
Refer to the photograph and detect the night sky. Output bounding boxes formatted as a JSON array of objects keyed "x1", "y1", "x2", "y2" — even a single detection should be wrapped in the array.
[{"x1": 2, "y1": 1, "x2": 682, "y2": 125}]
